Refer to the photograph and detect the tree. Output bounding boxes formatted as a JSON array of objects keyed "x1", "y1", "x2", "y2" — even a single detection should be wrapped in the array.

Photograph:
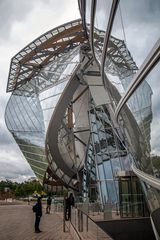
[{"x1": 0, "y1": 180, "x2": 44, "y2": 198}]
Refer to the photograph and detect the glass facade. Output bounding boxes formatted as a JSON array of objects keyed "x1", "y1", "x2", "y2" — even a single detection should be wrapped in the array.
[
  {"x1": 118, "y1": 60, "x2": 160, "y2": 213},
  {"x1": 119, "y1": 175, "x2": 148, "y2": 218},
  {"x1": 115, "y1": 1, "x2": 160, "y2": 68},
  {"x1": 5, "y1": 1, "x2": 160, "y2": 238},
  {"x1": 93, "y1": 0, "x2": 112, "y2": 61},
  {"x1": 5, "y1": 19, "x2": 85, "y2": 186},
  {"x1": 88, "y1": 104, "x2": 130, "y2": 204},
  {"x1": 79, "y1": 0, "x2": 160, "y2": 237},
  {"x1": 5, "y1": 88, "x2": 46, "y2": 182},
  {"x1": 128, "y1": 62, "x2": 159, "y2": 177}
]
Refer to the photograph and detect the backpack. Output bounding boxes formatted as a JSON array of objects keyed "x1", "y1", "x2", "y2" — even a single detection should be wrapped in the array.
[
  {"x1": 32, "y1": 204, "x2": 37, "y2": 213},
  {"x1": 47, "y1": 197, "x2": 52, "y2": 205}
]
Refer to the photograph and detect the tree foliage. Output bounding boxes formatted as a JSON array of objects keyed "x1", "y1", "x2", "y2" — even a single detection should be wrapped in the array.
[{"x1": 0, "y1": 180, "x2": 43, "y2": 198}]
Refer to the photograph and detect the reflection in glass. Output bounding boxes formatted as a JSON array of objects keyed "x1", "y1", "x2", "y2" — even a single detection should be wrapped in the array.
[
  {"x1": 93, "y1": 0, "x2": 112, "y2": 61},
  {"x1": 5, "y1": 45, "x2": 80, "y2": 184},
  {"x1": 102, "y1": 0, "x2": 160, "y2": 106},
  {"x1": 88, "y1": 103, "x2": 131, "y2": 204},
  {"x1": 119, "y1": 0, "x2": 160, "y2": 68},
  {"x1": 120, "y1": 61, "x2": 160, "y2": 178}
]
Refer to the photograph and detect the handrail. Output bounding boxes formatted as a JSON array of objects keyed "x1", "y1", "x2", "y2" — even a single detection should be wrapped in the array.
[
  {"x1": 71, "y1": 206, "x2": 113, "y2": 240},
  {"x1": 132, "y1": 163, "x2": 160, "y2": 190}
]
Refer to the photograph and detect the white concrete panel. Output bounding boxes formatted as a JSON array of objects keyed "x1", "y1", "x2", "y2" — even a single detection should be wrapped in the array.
[
  {"x1": 85, "y1": 75, "x2": 110, "y2": 105},
  {"x1": 85, "y1": 76, "x2": 103, "y2": 85},
  {"x1": 89, "y1": 85, "x2": 110, "y2": 106}
]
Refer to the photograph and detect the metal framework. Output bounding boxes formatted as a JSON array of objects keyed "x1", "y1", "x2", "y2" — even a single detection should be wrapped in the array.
[
  {"x1": 7, "y1": 19, "x2": 86, "y2": 93},
  {"x1": 93, "y1": 28, "x2": 138, "y2": 79}
]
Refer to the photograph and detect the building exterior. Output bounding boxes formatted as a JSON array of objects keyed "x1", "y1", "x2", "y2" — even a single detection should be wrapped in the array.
[{"x1": 5, "y1": 0, "x2": 160, "y2": 238}]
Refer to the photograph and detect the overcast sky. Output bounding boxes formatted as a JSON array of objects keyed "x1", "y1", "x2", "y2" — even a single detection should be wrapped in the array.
[{"x1": 0, "y1": 0, "x2": 80, "y2": 182}]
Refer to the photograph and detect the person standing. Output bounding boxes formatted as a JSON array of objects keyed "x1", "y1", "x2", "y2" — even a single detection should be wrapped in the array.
[
  {"x1": 46, "y1": 195, "x2": 52, "y2": 214},
  {"x1": 67, "y1": 193, "x2": 75, "y2": 220},
  {"x1": 34, "y1": 196, "x2": 42, "y2": 233},
  {"x1": 64, "y1": 196, "x2": 70, "y2": 220}
]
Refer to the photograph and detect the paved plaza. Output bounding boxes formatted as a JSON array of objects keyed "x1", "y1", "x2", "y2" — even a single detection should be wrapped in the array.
[{"x1": 0, "y1": 203, "x2": 73, "y2": 240}]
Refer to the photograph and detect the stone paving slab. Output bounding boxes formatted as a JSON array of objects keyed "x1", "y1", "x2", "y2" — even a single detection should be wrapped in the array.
[{"x1": 0, "y1": 204, "x2": 73, "y2": 240}]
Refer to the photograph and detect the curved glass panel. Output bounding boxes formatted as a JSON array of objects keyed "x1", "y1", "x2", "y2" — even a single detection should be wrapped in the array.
[
  {"x1": 93, "y1": 0, "x2": 112, "y2": 61},
  {"x1": 45, "y1": 52, "x2": 83, "y2": 187},
  {"x1": 5, "y1": 47, "x2": 80, "y2": 182},
  {"x1": 88, "y1": 104, "x2": 130, "y2": 204},
  {"x1": 5, "y1": 91, "x2": 47, "y2": 181},
  {"x1": 141, "y1": 182, "x2": 160, "y2": 212},
  {"x1": 39, "y1": 48, "x2": 80, "y2": 130},
  {"x1": 103, "y1": 0, "x2": 160, "y2": 105},
  {"x1": 118, "y1": 0, "x2": 160, "y2": 68},
  {"x1": 119, "y1": 61, "x2": 160, "y2": 180},
  {"x1": 5, "y1": 18, "x2": 85, "y2": 185}
]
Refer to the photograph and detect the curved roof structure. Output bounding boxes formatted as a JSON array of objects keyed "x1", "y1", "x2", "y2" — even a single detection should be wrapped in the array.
[
  {"x1": 5, "y1": 18, "x2": 140, "y2": 190},
  {"x1": 7, "y1": 19, "x2": 85, "y2": 93},
  {"x1": 5, "y1": 13, "x2": 151, "y2": 194}
]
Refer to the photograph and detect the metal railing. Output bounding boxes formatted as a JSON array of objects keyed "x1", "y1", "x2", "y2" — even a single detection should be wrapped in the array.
[
  {"x1": 54, "y1": 200, "x2": 147, "y2": 239},
  {"x1": 76, "y1": 202, "x2": 120, "y2": 221},
  {"x1": 70, "y1": 207, "x2": 113, "y2": 240},
  {"x1": 77, "y1": 201, "x2": 147, "y2": 220},
  {"x1": 54, "y1": 202, "x2": 112, "y2": 239},
  {"x1": 54, "y1": 200, "x2": 147, "y2": 217}
]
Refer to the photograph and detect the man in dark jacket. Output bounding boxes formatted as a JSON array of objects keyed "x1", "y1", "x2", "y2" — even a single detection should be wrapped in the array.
[
  {"x1": 35, "y1": 196, "x2": 42, "y2": 233},
  {"x1": 67, "y1": 193, "x2": 75, "y2": 220},
  {"x1": 46, "y1": 195, "x2": 52, "y2": 214}
]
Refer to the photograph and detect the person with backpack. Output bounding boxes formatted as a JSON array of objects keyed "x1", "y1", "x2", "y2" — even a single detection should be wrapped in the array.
[
  {"x1": 33, "y1": 196, "x2": 43, "y2": 233},
  {"x1": 46, "y1": 195, "x2": 52, "y2": 214}
]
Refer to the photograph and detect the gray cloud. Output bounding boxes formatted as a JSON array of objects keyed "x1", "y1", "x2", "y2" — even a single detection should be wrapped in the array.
[
  {"x1": 0, "y1": 0, "x2": 35, "y2": 42},
  {"x1": 0, "y1": 0, "x2": 80, "y2": 43},
  {"x1": 120, "y1": 0, "x2": 160, "y2": 24},
  {"x1": 0, "y1": 127, "x2": 13, "y2": 146},
  {"x1": 119, "y1": 0, "x2": 160, "y2": 67},
  {"x1": 0, "y1": 161, "x2": 33, "y2": 178},
  {"x1": 0, "y1": 148, "x2": 35, "y2": 181}
]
